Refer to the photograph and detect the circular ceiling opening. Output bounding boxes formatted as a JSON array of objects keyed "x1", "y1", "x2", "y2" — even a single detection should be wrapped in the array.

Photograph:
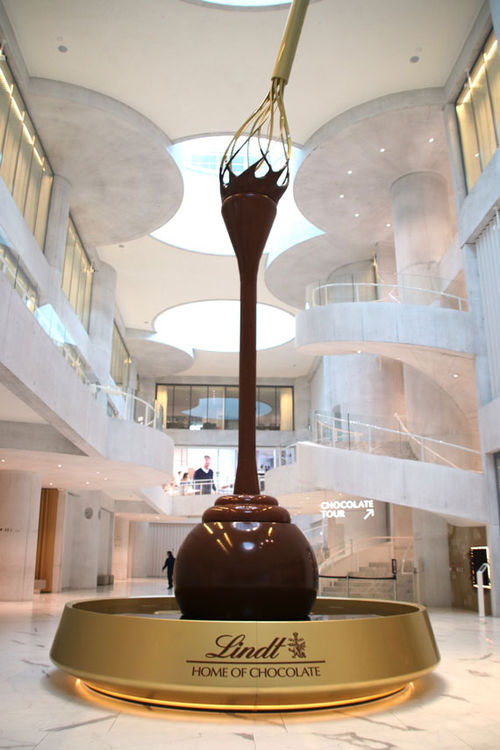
[
  {"x1": 152, "y1": 134, "x2": 321, "y2": 256},
  {"x1": 197, "y1": 1, "x2": 291, "y2": 7},
  {"x1": 154, "y1": 300, "x2": 295, "y2": 352}
]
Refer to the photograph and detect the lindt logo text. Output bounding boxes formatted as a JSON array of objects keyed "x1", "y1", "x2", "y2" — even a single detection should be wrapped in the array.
[
  {"x1": 188, "y1": 632, "x2": 322, "y2": 679},
  {"x1": 204, "y1": 632, "x2": 306, "y2": 660}
]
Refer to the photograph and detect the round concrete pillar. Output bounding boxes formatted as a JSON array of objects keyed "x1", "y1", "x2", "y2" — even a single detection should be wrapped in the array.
[
  {"x1": 0, "y1": 471, "x2": 42, "y2": 600},
  {"x1": 390, "y1": 171, "x2": 453, "y2": 278}
]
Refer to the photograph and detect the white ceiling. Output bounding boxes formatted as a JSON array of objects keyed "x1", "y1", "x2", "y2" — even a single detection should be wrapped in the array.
[{"x1": 1, "y1": 0, "x2": 483, "y2": 381}]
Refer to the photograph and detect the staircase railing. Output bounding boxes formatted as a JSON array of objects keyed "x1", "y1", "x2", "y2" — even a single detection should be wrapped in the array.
[{"x1": 313, "y1": 411, "x2": 481, "y2": 471}]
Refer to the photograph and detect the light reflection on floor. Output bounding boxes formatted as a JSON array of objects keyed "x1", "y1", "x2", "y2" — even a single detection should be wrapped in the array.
[{"x1": 1, "y1": 578, "x2": 499, "y2": 749}]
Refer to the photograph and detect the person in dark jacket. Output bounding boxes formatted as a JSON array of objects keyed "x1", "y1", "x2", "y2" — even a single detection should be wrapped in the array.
[
  {"x1": 162, "y1": 550, "x2": 175, "y2": 589},
  {"x1": 193, "y1": 455, "x2": 216, "y2": 494}
]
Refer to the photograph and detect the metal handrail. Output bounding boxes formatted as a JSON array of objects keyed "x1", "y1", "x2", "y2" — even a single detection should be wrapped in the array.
[
  {"x1": 89, "y1": 384, "x2": 164, "y2": 430},
  {"x1": 314, "y1": 411, "x2": 480, "y2": 470},
  {"x1": 320, "y1": 535, "x2": 414, "y2": 575},
  {"x1": 306, "y1": 281, "x2": 467, "y2": 311},
  {"x1": 319, "y1": 572, "x2": 397, "y2": 599}
]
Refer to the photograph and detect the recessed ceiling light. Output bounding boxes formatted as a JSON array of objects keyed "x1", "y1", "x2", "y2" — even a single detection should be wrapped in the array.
[
  {"x1": 379, "y1": 147, "x2": 386, "y2": 153},
  {"x1": 96, "y1": 471, "x2": 100, "y2": 475},
  {"x1": 452, "y1": 373, "x2": 459, "y2": 378},
  {"x1": 474, "y1": 153, "x2": 480, "y2": 158},
  {"x1": 428, "y1": 137, "x2": 435, "y2": 143},
  {"x1": 339, "y1": 193, "x2": 345, "y2": 199},
  {"x1": 85, "y1": 481, "x2": 90, "y2": 485},
  {"x1": 354, "y1": 213, "x2": 360, "y2": 218},
  {"x1": 347, "y1": 170, "x2": 353, "y2": 175},
  {"x1": 49, "y1": 482, "x2": 53, "y2": 486},
  {"x1": 386, "y1": 223, "x2": 391, "y2": 228},
  {"x1": 1, "y1": 458, "x2": 5, "y2": 463},
  {"x1": 104, "y1": 477, "x2": 109, "y2": 481},
  {"x1": 356, "y1": 349, "x2": 362, "y2": 354},
  {"x1": 57, "y1": 464, "x2": 62, "y2": 468}
]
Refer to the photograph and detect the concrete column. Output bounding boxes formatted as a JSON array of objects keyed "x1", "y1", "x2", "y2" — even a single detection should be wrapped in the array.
[
  {"x1": 88, "y1": 262, "x2": 117, "y2": 382},
  {"x1": 0, "y1": 471, "x2": 42, "y2": 600},
  {"x1": 311, "y1": 354, "x2": 405, "y2": 423},
  {"x1": 412, "y1": 509, "x2": 452, "y2": 607},
  {"x1": 43, "y1": 175, "x2": 72, "y2": 275},
  {"x1": 60, "y1": 491, "x2": 101, "y2": 590},
  {"x1": 112, "y1": 516, "x2": 130, "y2": 581},
  {"x1": 390, "y1": 171, "x2": 453, "y2": 279}
]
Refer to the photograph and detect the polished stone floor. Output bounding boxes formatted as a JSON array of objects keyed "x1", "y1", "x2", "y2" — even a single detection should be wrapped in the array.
[{"x1": 0, "y1": 579, "x2": 499, "y2": 749}]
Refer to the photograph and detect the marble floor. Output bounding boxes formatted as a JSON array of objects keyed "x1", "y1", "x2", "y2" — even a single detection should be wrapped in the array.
[{"x1": 0, "y1": 579, "x2": 499, "y2": 750}]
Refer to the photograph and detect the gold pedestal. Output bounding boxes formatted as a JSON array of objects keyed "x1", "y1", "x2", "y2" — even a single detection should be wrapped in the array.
[{"x1": 50, "y1": 597, "x2": 439, "y2": 711}]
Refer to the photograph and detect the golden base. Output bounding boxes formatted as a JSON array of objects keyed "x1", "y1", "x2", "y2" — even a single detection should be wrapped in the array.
[{"x1": 50, "y1": 597, "x2": 439, "y2": 711}]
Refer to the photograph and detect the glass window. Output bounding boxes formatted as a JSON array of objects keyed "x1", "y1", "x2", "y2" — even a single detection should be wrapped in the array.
[
  {"x1": 257, "y1": 386, "x2": 277, "y2": 429},
  {"x1": 61, "y1": 218, "x2": 93, "y2": 330},
  {"x1": 110, "y1": 323, "x2": 130, "y2": 388},
  {"x1": 0, "y1": 56, "x2": 53, "y2": 249},
  {"x1": 172, "y1": 385, "x2": 191, "y2": 429},
  {"x1": 155, "y1": 385, "x2": 172, "y2": 429},
  {"x1": 278, "y1": 386, "x2": 294, "y2": 430},
  {"x1": 224, "y1": 386, "x2": 239, "y2": 430},
  {"x1": 486, "y1": 43, "x2": 500, "y2": 146},
  {"x1": 157, "y1": 383, "x2": 294, "y2": 431},
  {"x1": 0, "y1": 62, "x2": 12, "y2": 148},
  {"x1": 207, "y1": 385, "x2": 225, "y2": 429},
  {"x1": 0, "y1": 89, "x2": 23, "y2": 192},
  {"x1": 23, "y1": 137, "x2": 43, "y2": 233},
  {"x1": 12, "y1": 111, "x2": 34, "y2": 209},
  {"x1": 189, "y1": 385, "x2": 207, "y2": 429},
  {"x1": 456, "y1": 31, "x2": 499, "y2": 192}
]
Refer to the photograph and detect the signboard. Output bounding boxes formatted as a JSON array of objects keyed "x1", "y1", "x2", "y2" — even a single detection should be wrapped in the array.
[{"x1": 320, "y1": 499, "x2": 375, "y2": 520}]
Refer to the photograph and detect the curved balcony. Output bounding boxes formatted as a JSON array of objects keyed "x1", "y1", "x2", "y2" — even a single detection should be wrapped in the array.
[
  {"x1": 296, "y1": 296, "x2": 475, "y2": 357},
  {"x1": 265, "y1": 440, "x2": 487, "y2": 525},
  {"x1": 313, "y1": 412, "x2": 480, "y2": 471},
  {"x1": 306, "y1": 279, "x2": 467, "y2": 311}
]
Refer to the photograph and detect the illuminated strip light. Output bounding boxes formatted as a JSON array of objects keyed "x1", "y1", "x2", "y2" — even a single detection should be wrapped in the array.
[
  {"x1": 0, "y1": 68, "x2": 12, "y2": 94},
  {"x1": 0, "y1": 62, "x2": 47, "y2": 165},
  {"x1": 33, "y1": 148, "x2": 44, "y2": 167},
  {"x1": 458, "y1": 38, "x2": 498, "y2": 106},
  {"x1": 10, "y1": 95, "x2": 24, "y2": 122},
  {"x1": 22, "y1": 123, "x2": 34, "y2": 145},
  {"x1": 485, "y1": 38, "x2": 498, "y2": 62},
  {"x1": 81, "y1": 679, "x2": 412, "y2": 711}
]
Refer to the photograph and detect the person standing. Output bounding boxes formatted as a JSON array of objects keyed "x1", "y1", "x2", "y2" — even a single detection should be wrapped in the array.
[
  {"x1": 193, "y1": 455, "x2": 216, "y2": 494},
  {"x1": 162, "y1": 550, "x2": 175, "y2": 589}
]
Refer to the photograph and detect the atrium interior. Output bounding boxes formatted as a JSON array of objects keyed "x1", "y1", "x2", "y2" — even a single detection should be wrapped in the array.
[{"x1": 0, "y1": 0, "x2": 500, "y2": 745}]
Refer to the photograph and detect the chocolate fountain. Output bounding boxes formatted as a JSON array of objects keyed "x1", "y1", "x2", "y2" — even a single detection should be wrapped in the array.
[
  {"x1": 174, "y1": 0, "x2": 318, "y2": 620},
  {"x1": 50, "y1": 2, "x2": 440, "y2": 709}
]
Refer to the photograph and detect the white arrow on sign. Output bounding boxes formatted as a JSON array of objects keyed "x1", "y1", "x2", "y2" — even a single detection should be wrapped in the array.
[{"x1": 363, "y1": 508, "x2": 375, "y2": 520}]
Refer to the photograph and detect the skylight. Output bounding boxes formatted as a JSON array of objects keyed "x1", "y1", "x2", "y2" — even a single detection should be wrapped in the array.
[
  {"x1": 152, "y1": 135, "x2": 322, "y2": 256},
  {"x1": 199, "y1": 1, "x2": 291, "y2": 7},
  {"x1": 153, "y1": 300, "x2": 295, "y2": 352}
]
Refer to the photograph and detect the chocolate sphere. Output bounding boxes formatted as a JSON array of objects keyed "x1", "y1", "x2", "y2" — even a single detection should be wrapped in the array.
[{"x1": 174, "y1": 494, "x2": 318, "y2": 620}]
